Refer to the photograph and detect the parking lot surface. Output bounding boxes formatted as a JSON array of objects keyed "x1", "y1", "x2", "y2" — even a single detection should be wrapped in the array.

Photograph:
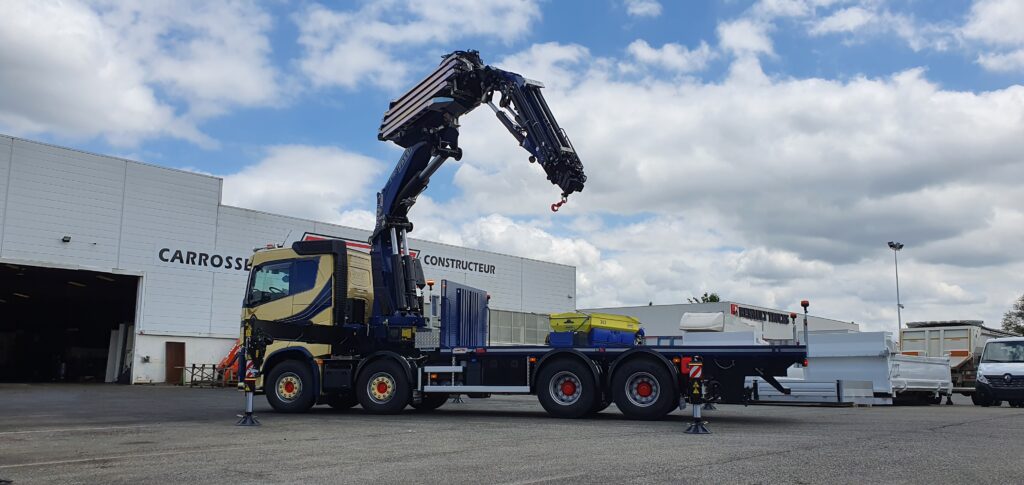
[{"x1": 1, "y1": 384, "x2": 1022, "y2": 484}]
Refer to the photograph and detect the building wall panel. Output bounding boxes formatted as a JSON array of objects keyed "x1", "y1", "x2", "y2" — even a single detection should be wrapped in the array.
[
  {"x1": 118, "y1": 160, "x2": 221, "y2": 335},
  {"x1": 0, "y1": 135, "x2": 13, "y2": 248},
  {"x1": 1, "y1": 139, "x2": 124, "y2": 268},
  {"x1": 521, "y1": 258, "x2": 576, "y2": 314}
]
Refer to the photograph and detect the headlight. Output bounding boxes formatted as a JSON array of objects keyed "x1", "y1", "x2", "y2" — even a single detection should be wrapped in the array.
[{"x1": 977, "y1": 374, "x2": 988, "y2": 384}]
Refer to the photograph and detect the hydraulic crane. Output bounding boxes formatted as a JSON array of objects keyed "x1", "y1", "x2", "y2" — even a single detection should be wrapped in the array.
[{"x1": 369, "y1": 50, "x2": 586, "y2": 329}]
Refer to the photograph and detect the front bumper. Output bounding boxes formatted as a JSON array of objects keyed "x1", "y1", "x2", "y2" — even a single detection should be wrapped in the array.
[{"x1": 978, "y1": 382, "x2": 1024, "y2": 400}]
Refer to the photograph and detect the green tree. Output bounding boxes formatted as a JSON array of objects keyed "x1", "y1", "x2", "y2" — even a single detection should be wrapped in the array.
[
  {"x1": 688, "y1": 292, "x2": 721, "y2": 304},
  {"x1": 1002, "y1": 294, "x2": 1024, "y2": 336}
]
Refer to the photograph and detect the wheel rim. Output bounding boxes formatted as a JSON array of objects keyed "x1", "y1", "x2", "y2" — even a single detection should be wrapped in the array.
[
  {"x1": 276, "y1": 372, "x2": 302, "y2": 402},
  {"x1": 367, "y1": 372, "x2": 397, "y2": 404},
  {"x1": 625, "y1": 372, "x2": 659, "y2": 407},
  {"x1": 549, "y1": 371, "x2": 582, "y2": 406}
]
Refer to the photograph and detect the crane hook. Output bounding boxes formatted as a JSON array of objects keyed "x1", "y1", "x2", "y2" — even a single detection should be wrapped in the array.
[{"x1": 551, "y1": 196, "x2": 568, "y2": 212}]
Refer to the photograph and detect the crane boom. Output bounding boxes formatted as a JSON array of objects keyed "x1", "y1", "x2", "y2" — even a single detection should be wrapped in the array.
[{"x1": 369, "y1": 50, "x2": 587, "y2": 327}]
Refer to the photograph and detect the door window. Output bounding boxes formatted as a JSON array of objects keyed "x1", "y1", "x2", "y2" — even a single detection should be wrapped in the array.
[{"x1": 247, "y1": 258, "x2": 319, "y2": 306}]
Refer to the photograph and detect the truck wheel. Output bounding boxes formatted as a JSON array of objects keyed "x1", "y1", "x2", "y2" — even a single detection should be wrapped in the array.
[
  {"x1": 411, "y1": 393, "x2": 449, "y2": 412},
  {"x1": 972, "y1": 388, "x2": 993, "y2": 407},
  {"x1": 357, "y1": 360, "x2": 411, "y2": 414},
  {"x1": 1010, "y1": 400, "x2": 1024, "y2": 408},
  {"x1": 265, "y1": 360, "x2": 317, "y2": 413},
  {"x1": 612, "y1": 359, "x2": 676, "y2": 420},
  {"x1": 326, "y1": 393, "x2": 359, "y2": 410},
  {"x1": 536, "y1": 359, "x2": 597, "y2": 419}
]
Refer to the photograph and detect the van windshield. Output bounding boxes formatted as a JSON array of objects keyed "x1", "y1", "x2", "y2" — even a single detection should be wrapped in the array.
[{"x1": 981, "y1": 341, "x2": 1024, "y2": 363}]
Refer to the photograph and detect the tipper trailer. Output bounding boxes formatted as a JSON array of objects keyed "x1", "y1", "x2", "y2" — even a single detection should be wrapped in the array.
[{"x1": 236, "y1": 50, "x2": 806, "y2": 421}]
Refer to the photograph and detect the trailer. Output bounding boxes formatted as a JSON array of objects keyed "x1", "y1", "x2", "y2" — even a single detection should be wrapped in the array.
[{"x1": 901, "y1": 320, "x2": 1017, "y2": 396}]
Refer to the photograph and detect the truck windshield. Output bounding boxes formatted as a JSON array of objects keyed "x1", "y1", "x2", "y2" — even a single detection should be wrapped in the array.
[{"x1": 981, "y1": 341, "x2": 1024, "y2": 363}]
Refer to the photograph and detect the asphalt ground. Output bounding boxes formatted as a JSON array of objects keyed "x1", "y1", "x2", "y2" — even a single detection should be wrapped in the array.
[{"x1": 0, "y1": 384, "x2": 1022, "y2": 484}]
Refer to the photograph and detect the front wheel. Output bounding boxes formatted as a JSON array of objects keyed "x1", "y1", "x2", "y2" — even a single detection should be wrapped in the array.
[
  {"x1": 357, "y1": 360, "x2": 411, "y2": 414},
  {"x1": 972, "y1": 387, "x2": 993, "y2": 407},
  {"x1": 536, "y1": 359, "x2": 597, "y2": 419},
  {"x1": 265, "y1": 360, "x2": 317, "y2": 413}
]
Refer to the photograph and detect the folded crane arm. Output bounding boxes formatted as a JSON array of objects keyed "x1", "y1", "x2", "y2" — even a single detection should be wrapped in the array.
[{"x1": 370, "y1": 50, "x2": 587, "y2": 323}]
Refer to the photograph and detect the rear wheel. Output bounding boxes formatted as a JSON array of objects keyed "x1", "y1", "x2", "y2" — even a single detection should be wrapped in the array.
[
  {"x1": 357, "y1": 360, "x2": 411, "y2": 414},
  {"x1": 411, "y1": 393, "x2": 449, "y2": 412},
  {"x1": 265, "y1": 360, "x2": 317, "y2": 413},
  {"x1": 1010, "y1": 400, "x2": 1024, "y2": 408},
  {"x1": 536, "y1": 359, "x2": 597, "y2": 419},
  {"x1": 612, "y1": 359, "x2": 676, "y2": 420}
]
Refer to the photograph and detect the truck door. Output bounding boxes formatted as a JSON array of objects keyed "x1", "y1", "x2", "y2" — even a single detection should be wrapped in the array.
[
  {"x1": 289, "y1": 256, "x2": 332, "y2": 326},
  {"x1": 245, "y1": 257, "x2": 330, "y2": 357}
]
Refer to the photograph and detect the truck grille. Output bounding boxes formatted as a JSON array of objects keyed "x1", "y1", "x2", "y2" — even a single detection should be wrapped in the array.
[{"x1": 986, "y1": 375, "x2": 1024, "y2": 388}]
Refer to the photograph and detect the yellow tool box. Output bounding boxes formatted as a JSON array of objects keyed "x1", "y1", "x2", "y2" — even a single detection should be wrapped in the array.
[{"x1": 549, "y1": 312, "x2": 642, "y2": 333}]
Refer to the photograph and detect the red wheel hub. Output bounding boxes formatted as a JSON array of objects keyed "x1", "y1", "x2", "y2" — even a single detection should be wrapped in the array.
[
  {"x1": 376, "y1": 381, "x2": 390, "y2": 395},
  {"x1": 560, "y1": 380, "x2": 577, "y2": 396},
  {"x1": 284, "y1": 381, "x2": 295, "y2": 394},
  {"x1": 636, "y1": 381, "x2": 653, "y2": 398}
]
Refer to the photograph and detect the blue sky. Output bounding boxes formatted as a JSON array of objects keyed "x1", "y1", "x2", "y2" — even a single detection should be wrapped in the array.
[{"x1": 3, "y1": 0, "x2": 1024, "y2": 331}]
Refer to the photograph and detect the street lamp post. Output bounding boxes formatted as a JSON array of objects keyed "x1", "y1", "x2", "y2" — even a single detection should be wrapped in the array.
[{"x1": 887, "y1": 241, "x2": 904, "y2": 332}]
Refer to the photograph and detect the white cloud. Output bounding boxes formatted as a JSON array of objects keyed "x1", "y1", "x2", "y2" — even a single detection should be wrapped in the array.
[
  {"x1": 717, "y1": 19, "x2": 775, "y2": 56},
  {"x1": 221, "y1": 145, "x2": 384, "y2": 223},
  {"x1": 627, "y1": 40, "x2": 714, "y2": 72},
  {"x1": 494, "y1": 42, "x2": 591, "y2": 91},
  {"x1": 624, "y1": 0, "x2": 662, "y2": 18},
  {"x1": 0, "y1": 0, "x2": 281, "y2": 146},
  {"x1": 962, "y1": 0, "x2": 1024, "y2": 46},
  {"x1": 809, "y1": 6, "x2": 875, "y2": 35},
  {"x1": 734, "y1": 248, "x2": 833, "y2": 281},
  {"x1": 963, "y1": 0, "x2": 1024, "y2": 72},
  {"x1": 751, "y1": 0, "x2": 814, "y2": 19},
  {"x1": 460, "y1": 214, "x2": 602, "y2": 269},
  {"x1": 977, "y1": 49, "x2": 1024, "y2": 72},
  {"x1": 295, "y1": 0, "x2": 541, "y2": 90}
]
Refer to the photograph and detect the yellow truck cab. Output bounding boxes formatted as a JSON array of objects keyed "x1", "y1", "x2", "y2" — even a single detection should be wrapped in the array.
[{"x1": 241, "y1": 240, "x2": 374, "y2": 410}]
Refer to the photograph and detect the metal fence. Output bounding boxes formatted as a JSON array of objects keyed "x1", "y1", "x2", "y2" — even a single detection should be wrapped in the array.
[{"x1": 488, "y1": 309, "x2": 550, "y2": 345}]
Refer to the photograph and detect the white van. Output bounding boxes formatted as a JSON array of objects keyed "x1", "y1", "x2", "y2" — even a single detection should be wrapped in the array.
[{"x1": 973, "y1": 337, "x2": 1024, "y2": 407}]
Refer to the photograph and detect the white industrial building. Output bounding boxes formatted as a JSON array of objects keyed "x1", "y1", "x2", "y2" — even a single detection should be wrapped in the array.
[{"x1": 0, "y1": 135, "x2": 575, "y2": 384}]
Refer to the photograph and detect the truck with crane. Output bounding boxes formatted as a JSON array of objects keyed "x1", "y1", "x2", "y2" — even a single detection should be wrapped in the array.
[{"x1": 237, "y1": 50, "x2": 807, "y2": 420}]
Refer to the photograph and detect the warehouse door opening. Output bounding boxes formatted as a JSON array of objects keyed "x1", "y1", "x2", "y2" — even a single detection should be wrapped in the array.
[{"x1": 0, "y1": 263, "x2": 139, "y2": 383}]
